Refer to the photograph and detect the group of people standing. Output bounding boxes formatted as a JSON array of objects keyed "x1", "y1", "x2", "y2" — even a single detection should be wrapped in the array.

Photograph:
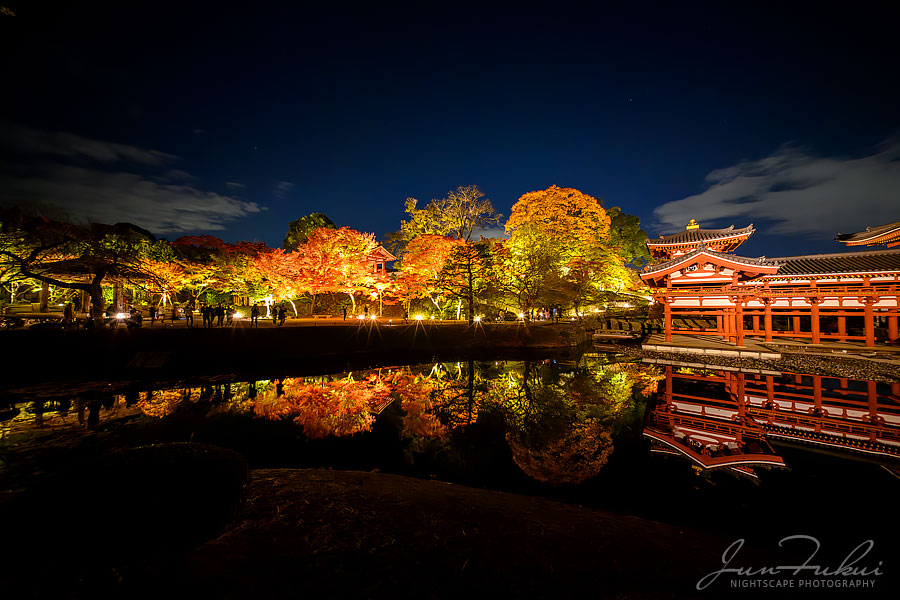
[
  {"x1": 198, "y1": 303, "x2": 239, "y2": 328},
  {"x1": 147, "y1": 304, "x2": 182, "y2": 327},
  {"x1": 62, "y1": 300, "x2": 290, "y2": 329},
  {"x1": 248, "y1": 302, "x2": 287, "y2": 327}
]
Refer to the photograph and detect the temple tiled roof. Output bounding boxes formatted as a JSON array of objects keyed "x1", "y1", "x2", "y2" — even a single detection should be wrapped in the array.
[
  {"x1": 835, "y1": 221, "x2": 900, "y2": 246},
  {"x1": 647, "y1": 224, "x2": 755, "y2": 246},
  {"x1": 767, "y1": 248, "x2": 900, "y2": 276},
  {"x1": 642, "y1": 245, "x2": 776, "y2": 276}
]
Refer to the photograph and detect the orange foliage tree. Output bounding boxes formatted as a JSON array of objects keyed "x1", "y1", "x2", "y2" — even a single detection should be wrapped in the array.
[
  {"x1": 394, "y1": 234, "x2": 460, "y2": 314},
  {"x1": 251, "y1": 247, "x2": 307, "y2": 310},
  {"x1": 295, "y1": 227, "x2": 378, "y2": 313}
]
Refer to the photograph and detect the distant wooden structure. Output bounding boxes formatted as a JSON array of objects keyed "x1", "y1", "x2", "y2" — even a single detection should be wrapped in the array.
[
  {"x1": 836, "y1": 221, "x2": 900, "y2": 248},
  {"x1": 366, "y1": 246, "x2": 397, "y2": 273}
]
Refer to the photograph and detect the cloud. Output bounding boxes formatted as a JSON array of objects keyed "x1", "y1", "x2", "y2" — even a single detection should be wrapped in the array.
[
  {"x1": 273, "y1": 181, "x2": 294, "y2": 200},
  {"x1": 0, "y1": 121, "x2": 176, "y2": 166},
  {"x1": 653, "y1": 142, "x2": 900, "y2": 237},
  {"x1": 226, "y1": 181, "x2": 247, "y2": 190},
  {"x1": 0, "y1": 122, "x2": 262, "y2": 234}
]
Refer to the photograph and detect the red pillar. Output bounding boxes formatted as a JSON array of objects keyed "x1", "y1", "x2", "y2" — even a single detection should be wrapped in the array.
[
  {"x1": 764, "y1": 299, "x2": 773, "y2": 342},
  {"x1": 810, "y1": 298, "x2": 821, "y2": 344},
  {"x1": 864, "y1": 298, "x2": 875, "y2": 347},
  {"x1": 735, "y1": 299, "x2": 745, "y2": 347},
  {"x1": 717, "y1": 314, "x2": 723, "y2": 334},
  {"x1": 752, "y1": 315, "x2": 760, "y2": 334},
  {"x1": 663, "y1": 299, "x2": 672, "y2": 343},
  {"x1": 889, "y1": 314, "x2": 898, "y2": 343}
]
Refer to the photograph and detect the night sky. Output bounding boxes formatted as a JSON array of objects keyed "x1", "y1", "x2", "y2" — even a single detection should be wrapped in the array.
[{"x1": 1, "y1": 3, "x2": 898, "y2": 258}]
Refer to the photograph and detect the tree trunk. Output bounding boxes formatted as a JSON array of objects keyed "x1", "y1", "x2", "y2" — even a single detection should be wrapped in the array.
[
  {"x1": 89, "y1": 281, "x2": 104, "y2": 320},
  {"x1": 466, "y1": 257, "x2": 475, "y2": 325},
  {"x1": 39, "y1": 281, "x2": 50, "y2": 312}
]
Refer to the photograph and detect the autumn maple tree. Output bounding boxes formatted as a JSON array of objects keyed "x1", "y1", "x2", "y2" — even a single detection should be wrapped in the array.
[
  {"x1": 295, "y1": 226, "x2": 378, "y2": 313},
  {"x1": 394, "y1": 234, "x2": 460, "y2": 314}
]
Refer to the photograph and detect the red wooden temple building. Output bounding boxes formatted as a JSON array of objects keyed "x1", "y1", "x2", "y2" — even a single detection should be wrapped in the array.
[
  {"x1": 366, "y1": 246, "x2": 397, "y2": 273},
  {"x1": 645, "y1": 365, "x2": 900, "y2": 476},
  {"x1": 641, "y1": 220, "x2": 900, "y2": 347}
]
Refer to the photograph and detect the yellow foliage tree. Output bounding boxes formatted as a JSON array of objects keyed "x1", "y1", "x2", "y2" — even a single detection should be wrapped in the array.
[
  {"x1": 505, "y1": 185, "x2": 611, "y2": 261},
  {"x1": 503, "y1": 186, "x2": 620, "y2": 311}
]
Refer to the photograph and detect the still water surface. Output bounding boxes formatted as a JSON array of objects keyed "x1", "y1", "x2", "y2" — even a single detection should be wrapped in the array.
[{"x1": 2, "y1": 351, "x2": 898, "y2": 548}]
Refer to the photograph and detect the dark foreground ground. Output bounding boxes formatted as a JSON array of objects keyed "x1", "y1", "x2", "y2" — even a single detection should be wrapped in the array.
[{"x1": 3, "y1": 443, "x2": 891, "y2": 600}]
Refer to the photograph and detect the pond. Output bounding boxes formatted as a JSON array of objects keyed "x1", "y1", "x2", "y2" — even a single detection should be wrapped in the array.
[{"x1": 2, "y1": 349, "x2": 898, "y2": 555}]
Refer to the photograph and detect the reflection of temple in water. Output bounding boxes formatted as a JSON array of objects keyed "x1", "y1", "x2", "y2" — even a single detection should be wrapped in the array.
[{"x1": 644, "y1": 365, "x2": 900, "y2": 477}]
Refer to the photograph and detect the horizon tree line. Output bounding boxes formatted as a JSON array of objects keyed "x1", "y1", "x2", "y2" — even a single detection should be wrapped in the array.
[{"x1": 0, "y1": 185, "x2": 650, "y2": 322}]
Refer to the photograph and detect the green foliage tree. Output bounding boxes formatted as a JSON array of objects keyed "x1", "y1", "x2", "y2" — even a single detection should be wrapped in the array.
[
  {"x1": 434, "y1": 239, "x2": 500, "y2": 323},
  {"x1": 607, "y1": 206, "x2": 650, "y2": 268},
  {"x1": 283, "y1": 213, "x2": 335, "y2": 251},
  {"x1": 389, "y1": 185, "x2": 501, "y2": 252},
  {"x1": 0, "y1": 208, "x2": 164, "y2": 318}
]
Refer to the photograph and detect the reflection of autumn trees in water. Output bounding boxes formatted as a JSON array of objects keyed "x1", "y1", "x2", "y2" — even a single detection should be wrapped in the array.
[
  {"x1": 126, "y1": 359, "x2": 661, "y2": 484},
  {"x1": 254, "y1": 374, "x2": 387, "y2": 439},
  {"x1": 488, "y1": 358, "x2": 657, "y2": 485}
]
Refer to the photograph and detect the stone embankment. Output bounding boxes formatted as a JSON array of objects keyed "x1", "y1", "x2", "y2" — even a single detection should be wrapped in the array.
[
  {"x1": 0, "y1": 322, "x2": 585, "y2": 386},
  {"x1": 619, "y1": 345, "x2": 900, "y2": 382}
]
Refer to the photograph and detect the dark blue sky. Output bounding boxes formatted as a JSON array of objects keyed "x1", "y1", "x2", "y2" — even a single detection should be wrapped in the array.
[{"x1": 1, "y1": 3, "x2": 898, "y2": 258}]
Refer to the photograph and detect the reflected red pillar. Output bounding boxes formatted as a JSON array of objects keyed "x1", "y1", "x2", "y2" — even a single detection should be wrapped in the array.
[
  {"x1": 813, "y1": 376, "x2": 823, "y2": 432},
  {"x1": 867, "y1": 380, "x2": 878, "y2": 441},
  {"x1": 665, "y1": 366, "x2": 674, "y2": 405},
  {"x1": 764, "y1": 375, "x2": 775, "y2": 423}
]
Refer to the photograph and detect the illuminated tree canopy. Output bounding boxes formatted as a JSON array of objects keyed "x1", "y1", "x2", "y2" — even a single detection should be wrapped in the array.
[{"x1": 1, "y1": 183, "x2": 651, "y2": 318}]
